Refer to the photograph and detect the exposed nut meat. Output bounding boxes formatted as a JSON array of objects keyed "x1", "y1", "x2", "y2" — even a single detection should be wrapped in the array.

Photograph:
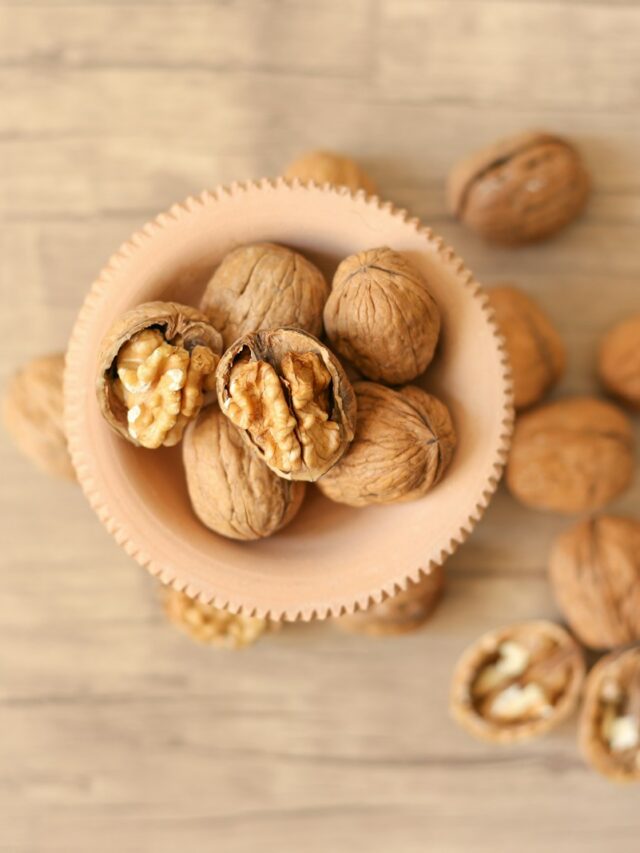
[
  {"x1": 579, "y1": 647, "x2": 640, "y2": 782},
  {"x1": 96, "y1": 301, "x2": 222, "y2": 449},
  {"x1": 283, "y1": 149, "x2": 376, "y2": 195},
  {"x1": 450, "y1": 621, "x2": 585, "y2": 743},
  {"x1": 217, "y1": 328, "x2": 356, "y2": 481}
]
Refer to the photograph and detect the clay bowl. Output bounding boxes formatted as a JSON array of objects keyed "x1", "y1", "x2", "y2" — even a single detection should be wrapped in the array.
[{"x1": 65, "y1": 180, "x2": 513, "y2": 621}]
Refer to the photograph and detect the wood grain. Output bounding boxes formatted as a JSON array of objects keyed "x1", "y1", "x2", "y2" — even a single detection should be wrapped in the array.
[{"x1": 2, "y1": 0, "x2": 640, "y2": 850}]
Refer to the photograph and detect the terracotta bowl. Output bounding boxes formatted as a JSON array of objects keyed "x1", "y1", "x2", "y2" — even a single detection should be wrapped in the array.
[{"x1": 65, "y1": 180, "x2": 513, "y2": 621}]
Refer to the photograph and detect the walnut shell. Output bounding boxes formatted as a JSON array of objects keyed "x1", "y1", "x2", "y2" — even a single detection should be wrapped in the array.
[
  {"x1": 450, "y1": 621, "x2": 585, "y2": 744},
  {"x1": 488, "y1": 285, "x2": 565, "y2": 410},
  {"x1": 96, "y1": 301, "x2": 223, "y2": 448},
  {"x1": 335, "y1": 566, "x2": 444, "y2": 637},
  {"x1": 323, "y1": 247, "x2": 441, "y2": 385},
  {"x1": 2, "y1": 353, "x2": 76, "y2": 481},
  {"x1": 284, "y1": 150, "x2": 376, "y2": 195},
  {"x1": 200, "y1": 243, "x2": 330, "y2": 350},
  {"x1": 447, "y1": 130, "x2": 590, "y2": 245},
  {"x1": 183, "y1": 405, "x2": 306, "y2": 540},
  {"x1": 598, "y1": 313, "x2": 640, "y2": 410},
  {"x1": 550, "y1": 516, "x2": 640, "y2": 650},
  {"x1": 317, "y1": 382, "x2": 456, "y2": 507},
  {"x1": 506, "y1": 396, "x2": 634, "y2": 514},
  {"x1": 216, "y1": 327, "x2": 356, "y2": 482}
]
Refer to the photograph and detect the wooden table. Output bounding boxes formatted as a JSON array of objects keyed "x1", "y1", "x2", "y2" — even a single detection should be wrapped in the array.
[{"x1": 2, "y1": 1, "x2": 640, "y2": 850}]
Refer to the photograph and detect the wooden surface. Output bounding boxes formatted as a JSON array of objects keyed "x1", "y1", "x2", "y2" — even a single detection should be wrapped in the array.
[{"x1": 2, "y1": 1, "x2": 640, "y2": 851}]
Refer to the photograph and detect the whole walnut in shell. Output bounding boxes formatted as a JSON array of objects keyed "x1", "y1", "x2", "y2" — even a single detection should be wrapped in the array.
[
  {"x1": 183, "y1": 405, "x2": 306, "y2": 540},
  {"x1": 217, "y1": 327, "x2": 356, "y2": 482},
  {"x1": 2, "y1": 352, "x2": 76, "y2": 481},
  {"x1": 488, "y1": 285, "x2": 565, "y2": 410},
  {"x1": 506, "y1": 396, "x2": 634, "y2": 514},
  {"x1": 323, "y1": 247, "x2": 441, "y2": 385},
  {"x1": 549, "y1": 516, "x2": 640, "y2": 650},
  {"x1": 598, "y1": 313, "x2": 640, "y2": 410},
  {"x1": 96, "y1": 302, "x2": 222, "y2": 449},
  {"x1": 335, "y1": 566, "x2": 444, "y2": 637},
  {"x1": 448, "y1": 130, "x2": 589, "y2": 245},
  {"x1": 284, "y1": 150, "x2": 376, "y2": 195},
  {"x1": 200, "y1": 243, "x2": 329, "y2": 350},
  {"x1": 317, "y1": 382, "x2": 456, "y2": 507}
]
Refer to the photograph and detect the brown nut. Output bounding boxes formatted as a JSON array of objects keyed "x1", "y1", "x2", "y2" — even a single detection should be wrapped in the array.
[
  {"x1": 506, "y1": 396, "x2": 634, "y2": 514},
  {"x1": 549, "y1": 516, "x2": 640, "y2": 650},
  {"x1": 162, "y1": 587, "x2": 273, "y2": 649},
  {"x1": 323, "y1": 247, "x2": 441, "y2": 385},
  {"x1": 183, "y1": 405, "x2": 306, "y2": 540},
  {"x1": 2, "y1": 353, "x2": 76, "y2": 481},
  {"x1": 447, "y1": 130, "x2": 589, "y2": 245},
  {"x1": 488, "y1": 285, "x2": 565, "y2": 410},
  {"x1": 216, "y1": 327, "x2": 356, "y2": 482},
  {"x1": 450, "y1": 621, "x2": 585, "y2": 744},
  {"x1": 200, "y1": 243, "x2": 330, "y2": 350},
  {"x1": 96, "y1": 302, "x2": 223, "y2": 449},
  {"x1": 335, "y1": 566, "x2": 444, "y2": 637},
  {"x1": 579, "y1": 647, "x2": 640, "y2": 783},
  {"x1": 317, "y1": 382, "x2": 456, "y2": 507},
  {"x1": 284, "y1": 150, "x2": 376, "y2": 195},
  {"x1": 598, "y1": 313, "x2": 640, "y2": 410}
]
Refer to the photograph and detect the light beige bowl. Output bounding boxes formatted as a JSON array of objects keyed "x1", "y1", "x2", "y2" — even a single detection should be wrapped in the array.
[{"x1": 65, "y1": 180, "x2": 513, "y2": 621}]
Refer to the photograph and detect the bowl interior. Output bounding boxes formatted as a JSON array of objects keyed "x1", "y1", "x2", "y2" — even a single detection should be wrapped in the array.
[{"x1": 65, "y1": 181, "x2": 512, "y2": 620}]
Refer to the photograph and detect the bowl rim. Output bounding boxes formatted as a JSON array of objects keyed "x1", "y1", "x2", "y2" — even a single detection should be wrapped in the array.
[{"x1": 64, "y1": 177, "x2": 514, "y2": 621}]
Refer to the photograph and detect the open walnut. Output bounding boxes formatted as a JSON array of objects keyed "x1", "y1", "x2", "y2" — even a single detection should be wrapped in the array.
[
  {"x1": 183, "y1": 405, "x2": 306, "y2": 540},
  {"x1": 506, "y1": 396, "x2": 635, "y2": 514},
  {"x1": 335, "y1": 566, "x2": 444, "y2": 637},
  {"x1": 283, "y1": 149, "x2": 376, "y2": 194},
  {"x1": 579, "y1": 647, "x2": 640, "y2": 783},
  {"x1": 317, "y1": 382, "x2": 455, "y2": 506},
  {"x1": 96, "y1": 302, "x2": 222, "y2": 449},
  {"x1": 488, "y1": 285, "x2": 565, "y2": 410},
  {"x1": 200, "y1": 243, "x2": 329, "y2": 350},
  {"x1": 447, "y1": 130, "x2": 589, "y2": 245},
  {"x1": 550, "y1": 516, "x2": 640, "y2": 650},
  {"x1": 598, "y1": 313, "x2": 640, "y2": 410},
  {"x1": 324, "y1": 247, "x2": 441, "y2": 385},
  {"x1": 450, "y1": 621, "x2": 585, "y2": 744},
  {"x1": 216, "y1": 328, "x2": 356, "y2": 481}
]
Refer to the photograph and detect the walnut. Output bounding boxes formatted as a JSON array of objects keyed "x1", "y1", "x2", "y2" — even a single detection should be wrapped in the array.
[
  {"x1": 217, "y1": 328, "x2": 356, "y2": 481},
  {"x1": 317, "y1": 382, "x2": 456, "y2": 507},
  {"x1": 283, "y1": 150, "x2": 376, "y2": 195},
  {"x1": 506, "y1": 396, "x2": 635, "y2": 514},
  {"x1": 200, "y1": 243, "x2": 330, "y2": 350},
  {"x1": 598, "y1": 313, "x2": 640, "y2": 410},
  {"x1": 2, "y1": 353, "x2": 76, "y2": 481},
  {"x1": 450, "y1": 621, "x2": 585, "y2": 744},
  {"x1": 487, "y1": 285, "x2": 565, "y2": 410},
  {"x1": 447, "y1": 130, "x2": 590, "y2": 245},
  {"x1": 183, "y1": 405, "x2": 306, "y2": 540},
  {"x1": 549, "y1": 516, "x2": 640, "y2": 650},
  {"x1": 335, "y1": 566, "x2": 444, "y2": 637},
  {"x1": 162, "y1": 587, "x2": 273, "y2": 649},
  {"x1": 579, "y1": 647, "x2": 640, "y2": 783},
  {"x1": 323, "y1": 247, "x2": 441, "y2": 385},
  {"x1": 96, "y1": 302, "x2": 222, "y2": 449}
]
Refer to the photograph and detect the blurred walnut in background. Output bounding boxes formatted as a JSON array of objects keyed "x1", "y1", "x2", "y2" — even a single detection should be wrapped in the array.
[
  {"x1": 284, "y1": 150, "x2": 376, "y2": 195},
  {"x1": 598, "y1": 313, "x2": 640, "y2": 410}
]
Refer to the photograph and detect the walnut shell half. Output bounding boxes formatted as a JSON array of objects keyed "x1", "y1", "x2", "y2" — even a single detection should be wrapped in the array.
[
  {"x1": 183, "y1": 405, "x2": 306, "y2": 540},
  {"x1": 284, "y1": 150, "x2": 376, "y2": 195},
  {"x1": 324, "y1": 247, "x2": 441, "y2": 385},
  {"x1": 447, "y1": 130, "x2": 589, "y2": 245},
  {"x1": 598, "y1": 313, "x2": 640, "y2": 410},
  {"x1": 506, "y1": 396, "x2": 634, "y2": 514},
  {"x1": 216, "y1": 327, "x2": 356, "y2": 482},
  {"x1": 488, "y1": 285, "x2": 565, "y2": 410},
  {"x1": 96, "y1": 301, "x2": 223, "y2": 449},
  {"x1": 549, "y1": 516, "x2": 640, "y2": 650},
  {"x1": 450, "y1": 621, "x2": 585, "y2": 744},
  {"x1": 317, "y1": 382, "x2": 456, "y2": 507},
  {"x1": 200, "y1": 243, "x2": 330, "y2": 350}
]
